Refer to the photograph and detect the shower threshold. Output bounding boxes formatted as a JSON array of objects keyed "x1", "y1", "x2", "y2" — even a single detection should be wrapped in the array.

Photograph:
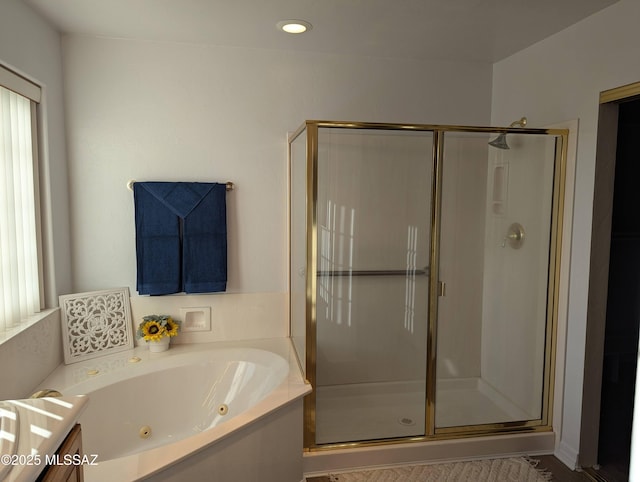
[{"x1": 315, "y1": 378, "x2": 534, "y2": 445}]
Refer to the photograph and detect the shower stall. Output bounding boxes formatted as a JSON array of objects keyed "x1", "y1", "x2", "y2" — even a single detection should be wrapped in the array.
[{"x1": 289, "y1": 120, "x2": 568, "y2": 451}]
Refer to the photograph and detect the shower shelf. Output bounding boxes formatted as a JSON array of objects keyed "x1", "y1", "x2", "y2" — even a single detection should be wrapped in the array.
[{"x1": 317, "y1": 268, "x2": 428, "y2": 277}]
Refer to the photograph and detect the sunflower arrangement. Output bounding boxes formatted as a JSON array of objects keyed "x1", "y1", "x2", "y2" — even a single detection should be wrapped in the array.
[{"x1": 137, "y1": 314, "x2": 180, "y2": 342}]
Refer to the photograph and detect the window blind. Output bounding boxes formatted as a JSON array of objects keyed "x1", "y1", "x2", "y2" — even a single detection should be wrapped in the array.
[{"x1": 0, "y1": 79, "x2": 42, "y2": 332}]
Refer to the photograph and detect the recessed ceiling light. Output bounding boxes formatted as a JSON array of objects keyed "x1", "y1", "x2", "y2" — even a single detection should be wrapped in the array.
[{"x1": 277, "y1": 20, "x2": 312, "y2": 34}]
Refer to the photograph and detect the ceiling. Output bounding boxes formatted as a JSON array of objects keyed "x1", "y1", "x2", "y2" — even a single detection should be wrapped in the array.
[{"x1": 25, "y1": 0, "x2": 619, "y2": 63}]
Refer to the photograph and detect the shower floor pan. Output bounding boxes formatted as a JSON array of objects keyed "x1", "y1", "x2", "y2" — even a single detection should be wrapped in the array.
[{"x1": 315, "y1": 378, "x2": 533, "y2": 445}]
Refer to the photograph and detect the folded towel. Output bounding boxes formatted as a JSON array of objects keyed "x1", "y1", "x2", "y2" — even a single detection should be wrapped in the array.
[
  {"x1": 134, "y1": 182, "x2": 227, "y2": 295},
  {"x1": 134, "y1": 184, "x2": 182, "y2": 295}
]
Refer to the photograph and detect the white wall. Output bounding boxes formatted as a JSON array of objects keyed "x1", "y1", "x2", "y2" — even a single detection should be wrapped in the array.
[
  {"x1": 0, "y1": 1, "x2": 493, "y2": 394},
  {"x1": 0, "y1": 0, "x2": 72, "y2": 306},
  {"x1": 0, "y1": 0, "x2": 69, "y2": 399},
  {"x1": 59, "y1": 35, "x2": 493, "y2": 347},
  {"x1": 491, "y1": 0, "x2": 640, "y2": 467},
  {"x1": 61, "y1": 35, "x2": 492, "y2": 300}
]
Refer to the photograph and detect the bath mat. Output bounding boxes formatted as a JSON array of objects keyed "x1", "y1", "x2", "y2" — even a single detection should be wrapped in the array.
[{"x1": 326, "y1": 457, "x2": 552, "y2": 482}]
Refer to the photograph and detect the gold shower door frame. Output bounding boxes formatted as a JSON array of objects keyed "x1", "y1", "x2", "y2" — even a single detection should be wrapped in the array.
[{"x1": 288, "y1": 120, "x2": 569, "y2": 451}]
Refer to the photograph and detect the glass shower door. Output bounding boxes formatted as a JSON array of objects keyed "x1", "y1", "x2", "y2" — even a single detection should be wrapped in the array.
[
  {"x1": 435, "y1": 131, "x2": 561, "y2": 430},
  {"x1": 313, "y1": 127, "x2": 433, "y2": 444}
]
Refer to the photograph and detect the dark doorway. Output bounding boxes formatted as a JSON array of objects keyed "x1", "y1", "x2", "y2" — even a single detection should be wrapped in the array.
[{"x1": 597, "y1": 98, "x2": 640, "y2": 481}]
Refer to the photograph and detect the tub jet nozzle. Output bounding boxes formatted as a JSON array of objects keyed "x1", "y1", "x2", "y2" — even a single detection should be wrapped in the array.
[{"x1": 139, "y1": 425, "x2": 152, "y2": 439}]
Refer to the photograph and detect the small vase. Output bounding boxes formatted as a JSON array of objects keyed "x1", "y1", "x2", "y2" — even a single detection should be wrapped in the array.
[{"x1": 148, "y1": 337, "x2": 170, "y2": 352}]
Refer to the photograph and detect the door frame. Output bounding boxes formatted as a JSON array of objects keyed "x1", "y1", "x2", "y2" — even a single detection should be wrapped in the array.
[{"x1": 580, "y1": 81, "x2": 640, "y2": 471}]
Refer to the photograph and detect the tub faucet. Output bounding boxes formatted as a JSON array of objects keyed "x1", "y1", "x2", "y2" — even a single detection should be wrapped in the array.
[{"x1": 29, "y1": 389, "x2": 63, "y2": 398}]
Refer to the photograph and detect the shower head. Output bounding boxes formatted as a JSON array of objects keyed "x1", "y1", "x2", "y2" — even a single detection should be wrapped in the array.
[
  {"x1": 488, "y1": 133, "x2": 509, "y2": 150},
  {"x1": 488, "y1": 117, "x2": 528, "y2": 150}
]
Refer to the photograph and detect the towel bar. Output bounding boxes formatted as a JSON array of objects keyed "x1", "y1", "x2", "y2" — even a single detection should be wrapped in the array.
[
  {"x1": 317, "y1": 268, "x2": 429, "y2": 277},
  {"x1": 127, "y1": 180, "x2": 234, "y2": 191}
]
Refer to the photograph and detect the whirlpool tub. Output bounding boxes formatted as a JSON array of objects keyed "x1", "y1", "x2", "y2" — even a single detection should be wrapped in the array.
[{"x1": 36, "y1": 338, "x2": 310, "y2": 481}]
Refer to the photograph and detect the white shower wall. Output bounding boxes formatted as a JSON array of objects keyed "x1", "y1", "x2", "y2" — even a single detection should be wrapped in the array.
[
  {"x1": 314, "y1": 130, "x2": 532, "y2": 391},
  {"x1": 305, "y1": 125, "x2": 557, "y2": 434},
  {"x1": 437, "y1": 135, "x2": 488, "y2": 381},
  {"x1": 438, "y1": 132, "x2": 556, "y2": 423},
  {"x1": 313, "y1": 128, "x2": 558, "y2": 438},
  {"x1": 481, "y1": 135, "x2": 556, "y2": 418},
  {"x1": 315, "y1": 129, "x2": 432, "y2": 386}
]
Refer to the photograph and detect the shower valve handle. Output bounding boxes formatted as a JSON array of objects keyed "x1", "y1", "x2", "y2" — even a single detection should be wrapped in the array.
[{"x1": 501, "y1": 222, "x2": 525, "y2": 249}]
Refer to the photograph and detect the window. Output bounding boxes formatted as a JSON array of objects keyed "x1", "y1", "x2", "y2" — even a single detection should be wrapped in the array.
[{"x1": 0, "y1": 65, "x2": 43, "y2": 332}]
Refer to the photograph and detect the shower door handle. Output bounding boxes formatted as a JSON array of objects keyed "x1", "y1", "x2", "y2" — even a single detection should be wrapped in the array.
[{"x1": 438, "y1": 281, "x2": 446, "y2": 297}]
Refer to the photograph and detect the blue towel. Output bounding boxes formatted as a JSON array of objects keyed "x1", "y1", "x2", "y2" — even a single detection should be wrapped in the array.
[{"x1": 134, "y1": 182, "x2": 227, "y2": 295}]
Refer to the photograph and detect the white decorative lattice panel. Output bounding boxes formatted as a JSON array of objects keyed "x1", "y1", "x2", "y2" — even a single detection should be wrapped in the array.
[{"x1": 60, "y1": 287, "x2": 134, "y2": 364}]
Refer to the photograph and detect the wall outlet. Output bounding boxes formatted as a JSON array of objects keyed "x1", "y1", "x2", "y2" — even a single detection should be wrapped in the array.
[{"x1": 180, "y1": 307, "x2": 211, "y2": 332}]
